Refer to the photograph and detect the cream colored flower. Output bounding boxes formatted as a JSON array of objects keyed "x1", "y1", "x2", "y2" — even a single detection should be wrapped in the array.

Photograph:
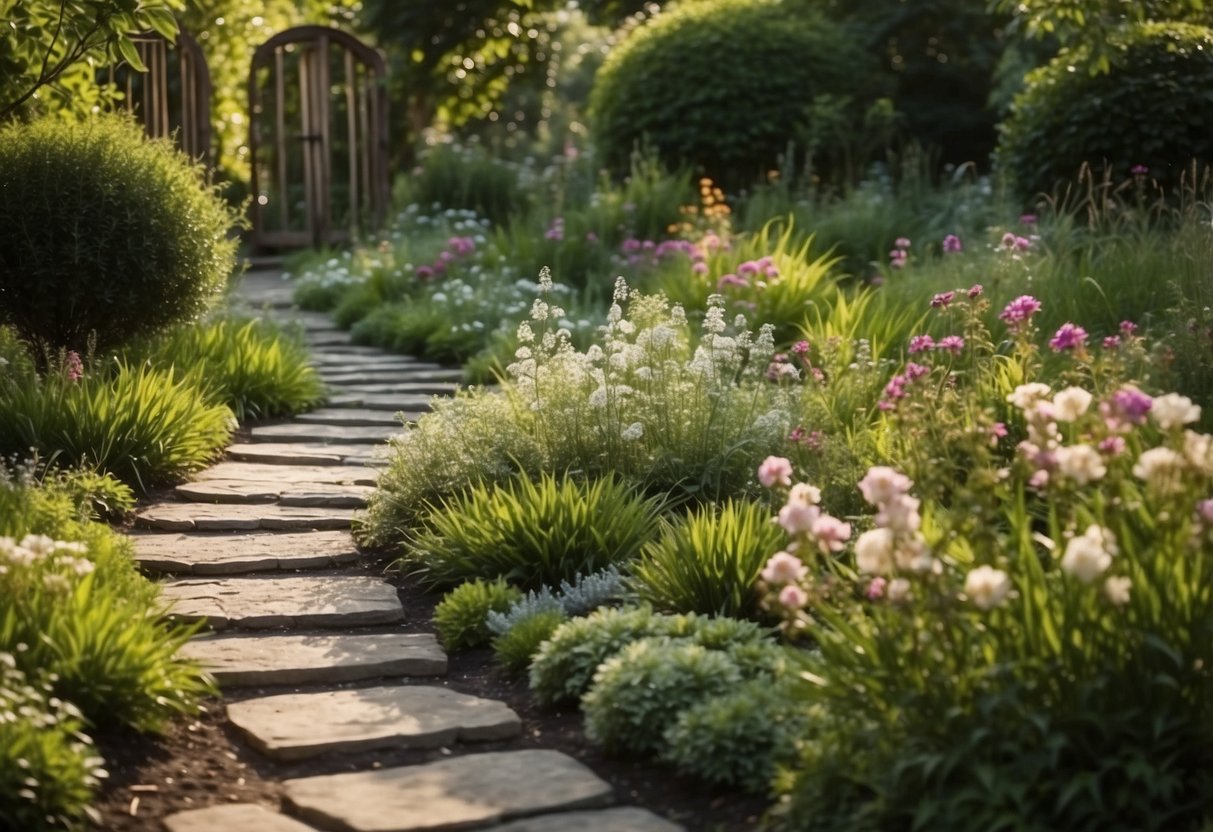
[
  {"x1": 1183, "y1": 430, "x2": 1213, "y2": 476},
  {"x1": 1008, "y1": 382, "x2": 1052, "y2": 411},
  {"x1": 788, "y1": 483, "x2": 822, "y2": 506},
  {"x1": 1151, "y1": 393, "x2": 1202, "y2": 430},
  {"x1": 1133, "y1": 447, "x2": 1187, "y2": 492},
  {"x1": 887, "y1": 578, "x2": 912, "y2": 604},
  {"x1": 1061, "y1": 525, "x2": 1116, "y2": 583},
  {"x1": 761, "y1": 552, "x2": 807, "y2": 584},
  {"x1": 1052, "y1": 386, "x2": 1093, "y2": 422},
  {"x1": 855, "y1": 528, "x2": 896, "y2": 574},
  {"x1": 1055, "y1": 444, "x2": 1107, "y2": 485},
  {"x1": 964, "y1": 566, "x2": 1012, "y2": 610},
  {"x1": 1104, "y1": 575, "x2": 1132, "y2": 606}
]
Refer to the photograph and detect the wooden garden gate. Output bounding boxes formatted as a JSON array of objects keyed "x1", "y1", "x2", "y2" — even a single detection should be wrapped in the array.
[
  {"x1": 248, "y1": 26, "x2": 389, "y2": 250},
  {"x1": 105, "y1": 30, "x2": 212, "y2": 163}
]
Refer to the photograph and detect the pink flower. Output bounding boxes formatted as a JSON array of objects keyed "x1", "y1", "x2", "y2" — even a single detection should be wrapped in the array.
[
  {"x1": 967, "y1": 284, "x2": 984, "y2": 298},
  {"x1": 1019, "y1": 213, "x2": 1037, "y2": 227},
  {"x1": 889, "y1": 249, "x2": 908, "y2": 269},
  {"x1": 691, "y1": 262, "x2": 709, "y2": 275},
  {"x1": 1098, "y1": 436, "x2": 1126, "y2": 456},
  {"x1": 1197, "y1": 499, "x2": 1213, "y2": 525},
  {"x1": 585, "y1": 231, "x2": 598, "y2": 242},
  {"x1": 908, "y1": 335, "x2": 935, "y2": 354},
  {"x1": 761, "y1": 552, "x2": 807, "y2": 584},
  {"x1": 858, "y1": 466, "x2": 913, "y2": 505},
  {"x1": 999, "y1": 295, "x2": 1042, "y2": 330},
  {"x1": 989, "y1": 422, "x2": 1008, "y2": 446},
  {"x1": 1049, "y1": 322, "x2": 1088, "y2": 352},
  {"x1": 65, "y1": 351, "x2": 83, "y2": 382},
  {"x1": 894, "y1": 237, "x2": 912, "y2": 249},
  {"x1": 1102, "y1": 335, "x2": 1121, "y2": 350},
  {"x1": 738, "y1": 261, "x2": 759, "y2": 277},
  {"x1": 792, "y1": 340, "x2": 810, "y2": 355},
  {"x1": 1101, "y1": 386, "x2": 1153, "y2": 430},
  {"x1": 936, "y1": 335, "x2": 965, "y2": 354},
  {"x1": 778, "y1": 584, "x2": 809, "y2": 610},
  {"x1": 904, "y1": 362, "x2": 930, "y2": 381},
  {"x1": 1120, "y1": 320, "x2": 1138, "y2": 335},
  {"x1": 811, "y1": 515, "x2": 852, "y2": 553},
  {"x1": 930, "y1": 291, "x2": 955, "y2": 309},
  {"x1": 717, "y1": 273, "x2": 746, "y2": 289},
  {"x1": 758, "y1": 456, "x2": 793, "y2": 488},
  {"x1": 1131, "y1": 164, "x2": 1149, "y2": 176},
  {"x1": 415, "y1": 265, "x2": 435, "y2": 280},
  {"x1": 778, "y1": 501, "x2": 821, "y2": 535},
  {"x1": 942, "y1": 234, "x2": 963, "y2": 253},
  {"x1": 866, "y1": 577, "x2": 888, "y2": 600}
]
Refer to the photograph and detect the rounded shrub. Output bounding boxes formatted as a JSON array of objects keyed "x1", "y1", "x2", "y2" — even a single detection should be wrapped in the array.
[
  {"x1": 492, "y1": 608, "x2": 568, "y2": 676},
  {"x1": 432, "y1": 578, "x2": 522, "y2": 651},
  {"x1": 997, "y1": 23, "x2": 1213, "y2": 201},
  {"x1": 582, "y1": 637, "x2": 743, "y2": 755},
  {"x1": 589, "y1": 0, "x2": 880, "y2": 187},
  {"x1": 0, "y1": 114, "x2": 238, "y2": 352}
]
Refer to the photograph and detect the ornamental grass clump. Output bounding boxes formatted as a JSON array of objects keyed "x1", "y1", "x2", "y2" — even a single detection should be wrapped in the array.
[{"x1": 755, "y1": 294, "x2": 1213, "y2": 828}]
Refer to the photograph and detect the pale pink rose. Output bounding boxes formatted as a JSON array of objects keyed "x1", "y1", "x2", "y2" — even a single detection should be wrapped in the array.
[
  {"x1": 811, "y1": 515, "x2": 852, "y2": 553},
  {"x1": 858, "y1": 466, "x2": 913, "y2": 506},
  {"x1": 778, "y1": 584, "x2": 809, "y2": 609},
  {"x1": 761, "y1": 552, "x2": 807, "y2": 584},
  {"x1": 758, "y1": 456, "x2": 793, "y2": 488},
  {"x1": 778, "y1": 502, "x2": 821, "y2": 535}
]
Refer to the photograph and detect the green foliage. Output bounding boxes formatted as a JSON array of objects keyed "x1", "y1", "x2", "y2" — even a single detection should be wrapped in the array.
[
  {"x1": 527, "y1": 605, "x2": 768, "y2": 705},
  {"x1": 664, "y1": 677, "x2": 807, "y2": 794},
  {"x1": 126, "y1": 317, "x2": 326, "y2": 421},
  {"x1": 582, "y1": 638, "x2": 743, "y2": 755},
  {"x1": 0, "y1": 0, "x2": 182, "y2": 120},
  {"x1": 0, "y1": 114, "x2": 238, "y2": 352},
  {"x1": 398, "y1": 141, "x2": 532, "y2": 225},
  {"x1": 589, "y1": 0, "x2": 880, "y2": 186},
  {"x1": 0, "y1": 658, "x2": 102, "y2": 832},
  {"x1": 492, "y1": 608, "x2": 567, "y2": 675},
  {"x1": 630, "y1": 499, "x2": 789, "y2": 619},
  {"x1": 997, "y1": 23, "x2": 1213, "y2": 200},
  {"x1": 402, "y1": 472, "x2": 663, "y2": 590},
  {"x1": 432, "y1": 578, "x2": 522, "y2": 651},
  {"x1": 0, "y1": 358, "x2": 236, "y2": 493}
]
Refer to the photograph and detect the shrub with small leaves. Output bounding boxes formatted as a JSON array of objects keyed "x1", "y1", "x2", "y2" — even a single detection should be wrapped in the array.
[
  {"x1": 0, "y1": 656, "x2": 104, "y2": 832},
  {"x1": 486, "y1": 565, "x2": 627, "y2": 636},
  {"x1": 403, "y1": 472, "x2": 663, "y2": 590},
  {"x1": 583, "y1": 638, "x2": 744, "y2": 755},
  {"x1": 0, "y1": 114, "x2": 238, "y2": 353},
  {"x1": 630, "y1": 499, "x2": 788, "y2": 619},
  {"x1": 492, "y1": 609, "x2": 568, "y2": 676},
  {"x1": 432, "y1": 578, "x2": 522, "y2": 651},
  {"x1": 663, "y1": 677, "x2": 807, "y2": 794}
]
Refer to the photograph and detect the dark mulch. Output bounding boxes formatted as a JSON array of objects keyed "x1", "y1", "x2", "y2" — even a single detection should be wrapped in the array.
[{"x1": 91, "y1": 558, "x2": 769, "y2": 832}]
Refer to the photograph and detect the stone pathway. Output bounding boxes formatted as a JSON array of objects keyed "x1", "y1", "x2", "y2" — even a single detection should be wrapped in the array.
[{"x1": 144, "y1": 271, "x2": 683, "y2": 832}]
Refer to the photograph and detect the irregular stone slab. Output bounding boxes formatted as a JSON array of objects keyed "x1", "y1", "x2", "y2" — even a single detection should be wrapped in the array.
[
  {"x1": 295, "y1": 408, "x2": 416, "y2": 427},
  {"x1": 249, "y1": 424, "x2": 401, "y2": 445},
  {"x1": 161, "y1": 575, "x2": 403, "y2": 630},
  {"x1": 228, "y1": 685, "x2": 519, "y2": 761},
  {"x1": 320, "y1": 368, "x2": 463, "y2": 384},
  {"x1": 326, "y1": 393, "x2": 437, "y2": 412},
  {"x1": 176, "y1": 480, "x2": 373, "y2": 508},
  {"x1": 324, "y1": 382, "x2": 460, "y2": 396},
  {"x1": 494, "y1": 808, "x2": 685, "y2": 832},
  {"x1": 310, "y1": 353, "x2": 422, "y2": 366},
  {"x1": 181, "y1": 632, "x2": 446, "y2": 686},
  {"x1": 283, "y1": 750, "x2": 614, "y2": 832},
  {"x1": 287, "y1": 312, "x2": 341, "y2": 332},
  {"x1": 311, "y1": 360, "x2": 428, "y2": 374},
  {"x1": 237, "y1": 273, "x2": 296, "y2": 309},
  {"x1": 308, "y1": 345, "x2": 394, "y2": 356},
  {"x1": 165, "y1": 803, "x2": 321, "y2": 832},
  {"x1": 227, "y1": 443, "x2": 366, "y2": 466},
  {"x1": 136, "y1": 503, "x2": 354, "y2": 531},
  {"x1": 305, "y1": 332, "x2": 354, "y2": 347},
  {"x1": 131, "y1": 530, "x2": 360, "y2": 574},
  {"x1": 194, "y1": 462, "x2": 378, "y2": 485}
]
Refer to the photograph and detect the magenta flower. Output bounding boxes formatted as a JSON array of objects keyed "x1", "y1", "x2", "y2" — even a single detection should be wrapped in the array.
[
  {"x1": 999, "y1": 295, "x2": 1042, "y2": 330},
  {"x1": 792, "y1": 340, "x2": 810, "y2": 355},
  {"x1": 545, "y1": 218, "x2": 565, "y2": 241},
  {"x1": 1102, "y1": 335, "x2": 1121, "y2": 350},
  {"x1": 942, "y1": 234, "x2": 963, "y2": 253},
  {"x1": 1119, "y1": 320, "x2": 1138, "y2": 335},
  {"x1": 692, "y1": 262, "x2": 709, "y2": 275},
  {"x1": 866, "y1": 577, "x2": 887, "y2": 600},
  {"x1": 930, "y1": 291, "x2": 955, "y2": 309},
  {"x1": 415, "y1": 265, "x2": 434, "y2": 280},
  {"x1": 65, "y1": 351, "x2": 83, "y2": 382},
  {"x1": 1101, "y1": 386, "x2": 1153, "y2": 430},
  {"x1": 1048, "y1": 322, "x2": 1088, "y2": 352},
  {"x1": 904, "y1": 362, "x2": 930, "y2": 381},
  {"x1": 1098, "y1": 436, "x2": 1126, "y2": 456},
  {"x1": 621, "y1": 238, "x2": 641, "y2": 253},
  {"x1": 908, "y1": 335, "x2": 935, "y2": 354},
  {"x1": 967, "y1": 283, "x2": 984, "y2": 298},
  {"x1": 937, "y1": 335, "x2": 965, "y2": 353},
  {"x1": 738, "y1": 260, "x2": 759, "y2": 277},
  {"x1": 1020, "y1": 213, "x2": 1037, "y2": 227},
  {"x1": 1131, "y1": 164, "x2": 1149, "y2": 176},
  {"x1": 716, "y1": 273, "x2": 746, "y2": 290}
]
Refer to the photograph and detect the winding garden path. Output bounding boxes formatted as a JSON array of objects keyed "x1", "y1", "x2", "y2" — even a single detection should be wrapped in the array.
[{"x1": 132, "y1": 272, "x2": 684, "y2": 832}]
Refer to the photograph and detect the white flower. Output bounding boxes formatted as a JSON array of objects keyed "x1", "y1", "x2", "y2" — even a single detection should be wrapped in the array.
[
  {"x1": 1151, "y1": 393, "x2": 1201, "y2": 430},
  {"x1": 1183, "y1": 431, "x2": 1213, "y2": 476},
  {"x1": 887, "y1": 577, "x2": 912, "y2": 604},
  {"x1": 1133, "y1": 446, "x2": 1187, "y2": 492},
  {"x1": 1061, "y1": 525, "x2": 1116, "y2": 583},
  {"x1": 1008, "y1": 382, "x2": 1052, "y2": 411},
  {"x1": 875, "y1": 494, "x2": 921, "y2": 533},
  {"x1": 1104, "y1": 575, "x2": 1132, "y2": 606},
  {"x1": 18, "y1": 535, "x2": 56, "y2": 557},
  {"x1": 788, "y1": 483, "x2": 822, "y2": 506},
  {"x1": 761, "y1": 552, "x2": 807, "y2": 584},
  {"x1": 857, "y1": 467, "x2": 913, "y2": 507},
  {"x1": 621, "y1": 422, "x2": 644, "y2": 441},
  {"x1": 778, "y1": 502, "x2": 820, "y2": 535},
  {"x1": 1052, "y1": 386, "x2": 1093, "y2": 422},
  {"x1": 588, "y1": 387, "x2": 608, "y2": 409},
  {"x1": 964, "y1": 566, "x2": 1012, "y2": 610},
  {"x1": 855, "y1": 528, "x2": 896, "y2": 574},
  {"x1": 1054, "y1": 444, "x2": 1107, "y2": 485}
]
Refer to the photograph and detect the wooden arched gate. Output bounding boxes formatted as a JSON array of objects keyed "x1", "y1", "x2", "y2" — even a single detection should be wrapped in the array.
[
  {"x1": 105, "y1": 30, "x2": 212, "y2": 163},
  {"x1": 248, "y1": 26, "x2": 389, "y2": 250}
]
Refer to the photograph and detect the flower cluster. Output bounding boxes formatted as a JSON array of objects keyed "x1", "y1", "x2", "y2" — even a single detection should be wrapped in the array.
[
  {"x1": 416, "y1": 234, "x2": 478, "y2": 281},
  {"x1": 889, "y1": 237, "x2": 911, "y2": 269},
  {"x1": 0, "y1": 534, "x2": 94, "y2": 593}
]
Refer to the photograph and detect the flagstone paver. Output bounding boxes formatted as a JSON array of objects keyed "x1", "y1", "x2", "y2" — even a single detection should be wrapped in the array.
[
  {"x1": 320, "y1": 369, "x2": 463, "y2": 384},
  {"x1": 193, "y1": 462, "x2": 378, "y2": 485},
  {"x1": 282, "y1": 750, "x2": 615, "y2": 832},
  {"x1": 226, "y1": 443, "x2": 384, "y2": 466},
  {"x1": 132, "y1": 530, "x2": 360, "y2": 574},
  {"x1": 493, "y1": 808, "x2": 685, "y2": 832},
  {"x1": 305, "y1": 332, "x2": 355, "y2": 347},
  {"x1": 309, "y1": 353, "x2": 423, "y2": 366},
  {"x1": 249, "y1": 423, "x2": 402, "y2": 444},
  {"x1": 326, "y1": 393, "x2": 440, "y2": 411},
  {"x1": 176, "y1": 480, "x2": 373, "y2": 508},
  {"x1": 228, "y1": 685, "x2": 520, "y2": 761},
  {"x1": 294, "y1": 408, "x2": 416, "y2": 427},
  {"x1": 181, "y1": 632, "x2": 447, "y2": 686},
  {"x1": 164, "y1": 803, "x2": 321, "y2": 832},
  {"x1": 137, "y1": 503, "x2": 355, "y2": 531},
  {"x1": 161, "y1": 575, "x2": 404, "y2": 630},
  {"x1": 325, "y1": 381, "x2": 460, "y2": 396}
]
